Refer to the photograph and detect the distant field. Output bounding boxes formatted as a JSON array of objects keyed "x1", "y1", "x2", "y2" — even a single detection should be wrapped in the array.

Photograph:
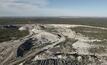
[
  {"x1": 0, "y1": 29, "x2": 29, "y2": 42},
  {"x1": 0, "y1": 17, "x2": 107, "y2": 27}
]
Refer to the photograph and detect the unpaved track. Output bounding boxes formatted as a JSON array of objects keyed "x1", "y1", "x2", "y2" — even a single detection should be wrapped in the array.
[
  {"x1": 47, "y1": 24, "x2": 107, "y2": 30},
  {"x1": 0, "y1": 34, "x2": 34, "y2": 65},
  {"x1": 0, "y1": 33, "x2": 65, "y2": 65}
]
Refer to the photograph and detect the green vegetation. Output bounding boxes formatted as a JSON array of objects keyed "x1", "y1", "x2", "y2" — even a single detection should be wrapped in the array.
[
  {"x1": 71, "y1": 27, "x2": 107, "y2": 40},
  {"x1": 0, "y1": 29, "x2": 29, "y2": 42}
]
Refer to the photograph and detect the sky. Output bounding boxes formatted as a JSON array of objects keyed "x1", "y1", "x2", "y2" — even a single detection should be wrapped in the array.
[{"x1": 0, "y1": 0, "x2": 107, "y2": 17}]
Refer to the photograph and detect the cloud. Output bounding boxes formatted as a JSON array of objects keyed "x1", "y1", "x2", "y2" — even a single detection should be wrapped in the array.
[
  {"x1": 0, "y1": 0, "x2": 49, "y2": 16},
  {"x1": 0, "y1": 0, "x2": 48, "y2": 7},
  {"x1": 0, "y1": 0, "x2": 107, "y2": 17}
]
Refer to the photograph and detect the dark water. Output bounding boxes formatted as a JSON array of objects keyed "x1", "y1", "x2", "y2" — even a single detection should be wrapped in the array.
[{"x1": 17, "y1": 38, "x2": 34, "y2": 57}]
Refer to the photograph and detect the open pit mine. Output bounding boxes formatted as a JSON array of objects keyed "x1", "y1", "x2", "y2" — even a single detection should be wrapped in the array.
[{"x1": 0, "y1": 24, "x2": 107, "y2": 65}]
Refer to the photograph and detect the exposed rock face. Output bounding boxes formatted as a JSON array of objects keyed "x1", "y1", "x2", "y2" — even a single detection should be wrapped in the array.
[
  {"x1": 35, "y1": 32, "x2": 59, "y2": 43},
  {"x1": 19, "y1": 27, "x2": 27, "y2": 31}
]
